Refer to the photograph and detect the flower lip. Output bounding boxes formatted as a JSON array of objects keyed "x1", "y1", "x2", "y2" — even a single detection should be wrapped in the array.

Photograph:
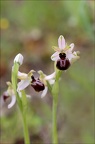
[
  {"x1": 56, "y1": 58, "x2": 70, "y2": 70},
  {"x1": 2, "y1": 92, "x2": 9, "y2": 101},
  {"x1": 31, "y1": 76, "x2": 45, "y2": 92},
  {"x1": 59, "y1": 53, "x2": 66, "y2": 59}
]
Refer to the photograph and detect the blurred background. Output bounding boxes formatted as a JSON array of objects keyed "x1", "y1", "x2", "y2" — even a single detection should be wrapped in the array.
[{"x1": 0, "y1": 0, "x2": 94, "y2": 144}]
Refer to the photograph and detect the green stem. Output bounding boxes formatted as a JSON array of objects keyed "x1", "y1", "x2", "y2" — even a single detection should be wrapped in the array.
[
  {"x1": 22, "y1": 113, "x2": 30, "y2": 144},
  {"x1": 11, "y1": 63, "x2": 30, "y2": 144},
  {"x1": 52, "y1": 81, "x2": 59, "y2": 144},
  {"x1": 21, "y1": 90, "x2": 30, "y2": 144},
  {"x1": 52, "y1": 68, "x2": 61, "y2": 144},
  {"x1": 52, "y1": 94, "x2": 58, "y2": 144}
]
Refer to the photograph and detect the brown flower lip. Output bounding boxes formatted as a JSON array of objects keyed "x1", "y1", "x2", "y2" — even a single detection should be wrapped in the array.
[
  {"x1": 3, "y1": 94, "x2": 9, "y2": 101},
  {"x1": 31, "y1": 76, "x2": 45, "y2": 92},
  {"x1": 56, "y1": 53, "x2": 70, "y2": 70}
]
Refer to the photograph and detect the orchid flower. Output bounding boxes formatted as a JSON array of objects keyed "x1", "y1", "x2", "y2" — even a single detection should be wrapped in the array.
[
  {"x1": 17, "y1": 69, "x2": 46, "y2": 94},
  {"x1": 51, "y1": 35, "x2": 79, "y2": 64},
  {"x1": 38, "y1": 70, "x2": 55, "y2": 98},
  {"x1": 2, "y1": 82, "x2": 16, "y2": 108},
  {"x1": 2, "y1": 81, "x2": 31, "y2": 108}
]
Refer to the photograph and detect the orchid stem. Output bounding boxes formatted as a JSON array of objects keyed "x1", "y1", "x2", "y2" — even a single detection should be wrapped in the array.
[
  {"x1": 12, "y1": 62, "x2": 30, "y2": 144},
  {"x1": 52, "y1": 68, "x2": 61, "y2": 144},
  {"x1": 22, "y1": 113, "x2": 30, "y2": 144},
  {"x1": 21, "y1": 90, "x2": 30, "y2": 144},
  {"x1": 52, "y1": 93, "x2": 58, "y2": 144}
]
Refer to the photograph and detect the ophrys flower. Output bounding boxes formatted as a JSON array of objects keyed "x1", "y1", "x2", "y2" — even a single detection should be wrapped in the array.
[
  {"x1": 51, "y1": 35, "x2": 79, "y2": 70},
  {"x1": 17, "y1": 70, "x2": 45, "y2": 93}
]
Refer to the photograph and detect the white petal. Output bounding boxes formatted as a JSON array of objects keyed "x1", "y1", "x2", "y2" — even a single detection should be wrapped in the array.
[
  {"x1": 45, "y1": 72, "x2": 55, "y2": 80},
  {"x1": 17, "y1": 79, "x2": 30, "y2": 91},
  {"x1": 58, "y1": 35, "x2": 65, "y2": 49},
  {"x1": 18, "y1": 71, "x2": 27, "y2": 79},
  {"x1": 66, "y1": 52, "x2": 79, "y2": 62},
  {"x1": 41, "y1": 86, "x2": 48, "y2": 98},
  {"x1": 51, "y1": 52, "x2": 59, "y2": 61},
  {"x1": 8, "y1": 95, "x2": 16, "y2": 109}
]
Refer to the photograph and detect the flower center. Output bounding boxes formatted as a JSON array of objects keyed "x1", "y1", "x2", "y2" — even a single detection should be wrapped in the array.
[{"x1": 59, "y1": 53, "x2": 66, "y2": 59}]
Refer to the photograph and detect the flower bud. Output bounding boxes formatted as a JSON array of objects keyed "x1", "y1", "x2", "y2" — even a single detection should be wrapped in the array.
[{"x1": 14, "y1": 53, "x2": 23, "y2": 65}]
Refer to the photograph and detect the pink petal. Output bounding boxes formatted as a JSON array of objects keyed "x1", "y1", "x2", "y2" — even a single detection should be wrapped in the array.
[
  {"x1": 58, "y1": 35, "x2": 65, "y2": 49},
  {"x1": 69, "y1": 43, "x2": 74, "y2": 51},
  {"x1": 51, "y1": 52, "x2": 59, "y2": 61},
  {"x1": 66, "y1": 53, "x2": 75, "y2": 61},
  {"x1": 66, "y1": 52, "x2": 79, "y2": 63}
]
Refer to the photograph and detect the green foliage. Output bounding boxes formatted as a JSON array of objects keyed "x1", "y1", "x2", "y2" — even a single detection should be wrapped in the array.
[{"x1": 64, "y1": 0, "x2": 94, "y2": 40}]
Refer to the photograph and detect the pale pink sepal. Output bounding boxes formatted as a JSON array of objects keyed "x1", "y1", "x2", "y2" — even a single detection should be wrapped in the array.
[
  {"x1": 58, "y1": 35, "x2": 65, "y2": 49},
  {"x1": 51, "y1": 52, "x2": 59, "y2": 61},
  {"x1": 17, "y1": 79, "x2": 30, "y2": 91}
]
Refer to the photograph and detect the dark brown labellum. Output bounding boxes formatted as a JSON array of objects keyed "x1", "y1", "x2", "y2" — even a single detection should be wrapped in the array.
[
  {"x1": 3, "y1": 94, "x2": 9, "y2": 101},
  {"x1": 31, "y1": 76, "x2": 45, "y2": 92},
  {"x1": 56, "y1": 58, "x2": 70, "y2": 70}
]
